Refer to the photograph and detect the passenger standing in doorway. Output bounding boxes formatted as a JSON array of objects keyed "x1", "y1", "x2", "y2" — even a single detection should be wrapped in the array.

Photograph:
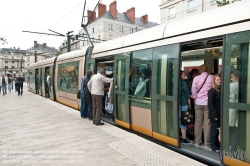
[
  {"x1": 16, "y1": 74, "x2": 25, "y2": 96},
  {"x1": 88, "y1": 69, "x2": 113, "y2": 125},
  {"x1": 0, "y1": 74, "x2": 8, "y2": 95},
  {"x1": 208, "y1": 74, "x2": 221, "y2": 152},
  {"x1": 80, "y1": 70, "x2": 92, "y2": 118},
  {"x1": 191, "y1": 64, "x2": 213, "y2": 149},
  {"x1": 186, "y1": 69, "x2": 199, "y2": 118},
  {"x1": 179, "y1": 70, "x2": 192, "y2": 144}
]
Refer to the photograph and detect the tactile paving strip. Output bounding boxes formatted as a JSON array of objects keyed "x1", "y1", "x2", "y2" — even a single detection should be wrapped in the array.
[{"x1": 108, "y1": 139, "x2": 174, "y2": 166}]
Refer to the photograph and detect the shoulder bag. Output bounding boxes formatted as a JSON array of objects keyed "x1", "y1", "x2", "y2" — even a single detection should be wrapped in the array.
[{"x1": 197, "y1": 73, "x2": 209, "y2": 94}]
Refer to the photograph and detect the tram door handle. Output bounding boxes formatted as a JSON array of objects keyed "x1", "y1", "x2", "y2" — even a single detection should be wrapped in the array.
[{"x1": 115, "y1": 85, "x2": 118, "y2": 90}]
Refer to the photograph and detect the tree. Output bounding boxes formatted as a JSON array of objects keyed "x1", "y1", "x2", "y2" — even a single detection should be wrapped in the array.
[
  {"x1": 0, "y1": 36, "x2": 8, "y2": 45},
  {"x1": 217, "y1": 0, "x2": 241, "y2": 7},
  {"x1": 56, "y1": 50, "x2": 62, "y2": 57}
]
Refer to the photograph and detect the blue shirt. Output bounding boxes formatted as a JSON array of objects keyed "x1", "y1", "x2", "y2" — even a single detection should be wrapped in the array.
[{"x1": 80, "y1": 75, "x2": 90, "y2": 94}]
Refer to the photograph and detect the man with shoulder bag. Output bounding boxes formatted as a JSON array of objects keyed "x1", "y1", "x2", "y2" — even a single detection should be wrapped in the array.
[{"x1": 191, "y1": 64, "x2": 214, "y2": 149}]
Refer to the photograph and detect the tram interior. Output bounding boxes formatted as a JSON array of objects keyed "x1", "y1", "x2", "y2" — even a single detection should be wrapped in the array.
[{"x1": 180, "y1": 39, "x2": 223, "y2": 163}]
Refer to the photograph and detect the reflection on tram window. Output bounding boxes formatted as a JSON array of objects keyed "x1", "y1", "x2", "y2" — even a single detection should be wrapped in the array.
[
  {"x1": 154, "y1": 45, "x2": 179, "y2": 96},
  {"x1": 57, "y1": 61, "x2": 79, "y2": 93},
  {"x1": 129, "y1": 49, "x2": 152, "y2": 100},
  {"x1": 224, "y1": 31, "x2": 250, "y2": 164}
]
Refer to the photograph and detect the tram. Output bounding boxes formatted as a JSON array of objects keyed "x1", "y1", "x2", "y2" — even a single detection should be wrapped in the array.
[{"x1": 27, "y1": 1, "x2": 250, "y2": 165}]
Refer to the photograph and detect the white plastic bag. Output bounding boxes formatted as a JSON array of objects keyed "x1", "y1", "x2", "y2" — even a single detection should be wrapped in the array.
[{"x1": 105, "y1": 95, "x2": 113, "y2": 114}]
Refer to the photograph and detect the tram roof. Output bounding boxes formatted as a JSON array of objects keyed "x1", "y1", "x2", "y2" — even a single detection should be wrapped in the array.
[
  {"x1": 28, "y1": 57, "x2": 55, "y2": 69},
  {"x1": 93, "y1": 0, "x2": 250, "y2": 55},
  {"x1": 56, "y1": 47, "x2": 87, "y2": 62}
]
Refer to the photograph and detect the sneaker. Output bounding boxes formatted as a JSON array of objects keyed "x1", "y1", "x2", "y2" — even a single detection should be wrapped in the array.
[
  {"x1": 182, "y1": 139, "x2": 192, "y2": 145},
  {"x1": 204, "y1": 146, "x2": 211, "y2": 150},
  {"x1": 194, "y1": 143, "x2": 201, "y2": 147}
]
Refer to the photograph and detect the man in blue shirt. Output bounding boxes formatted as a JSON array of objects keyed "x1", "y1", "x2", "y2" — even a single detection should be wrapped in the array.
[{"x1": 80, "y1": 70, "x2": 92, "y2": 118}]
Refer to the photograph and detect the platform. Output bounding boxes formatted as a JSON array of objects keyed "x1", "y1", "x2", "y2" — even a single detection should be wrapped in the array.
[{"x1": 0, "y1": 84, "x2": 206, "y2": 166}]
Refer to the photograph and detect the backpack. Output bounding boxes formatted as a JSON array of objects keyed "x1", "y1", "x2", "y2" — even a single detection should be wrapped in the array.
[
  {"x1": 8, "y1": 77, "x2": 11, "y2": 83},
  {"x1": 134, "y1": 78, "x2": 149, "y2": 99}
]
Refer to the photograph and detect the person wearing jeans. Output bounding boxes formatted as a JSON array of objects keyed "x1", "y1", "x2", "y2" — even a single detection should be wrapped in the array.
[
  {"x1": 208, "y1": 74, "x2": 221, "y2": 152},
  {"x1": 0, "y1": 74, "x2": 8, "y2": 95},
  {"x1": 191, "y1": 65, "x2": 214, "y2": 149},
  {"x1": 80, "y1": 70, "x2": 92, "y2": 118}
]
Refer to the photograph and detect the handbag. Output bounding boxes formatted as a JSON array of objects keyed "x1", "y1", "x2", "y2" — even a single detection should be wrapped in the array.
[
  {"x1": 77, "y1": 90, "x2": 81, "y2": 99},
  {"x1": 180, "y1": 80, "x2": 194, "y2": 126},
  {"x1": 181, "y1": 110, "x2": 194, "y2": 126}
]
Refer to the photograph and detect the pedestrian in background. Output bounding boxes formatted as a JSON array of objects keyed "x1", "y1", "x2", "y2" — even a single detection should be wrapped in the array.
[
  {"x1": 7, "y1": 74, "x2": 13, "y2": 92},
  {"x1": 16, "y1": 74, "x2": 25, "y2": 96},
  {"x1": 88, "y1": 69, "x2": 113, "y2": 125},
  {"x1": 0, "y1": 74, "x2": 8, "y2": 95}
]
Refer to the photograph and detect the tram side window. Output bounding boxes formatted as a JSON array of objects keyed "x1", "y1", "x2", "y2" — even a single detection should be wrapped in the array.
[
  {"x1": 129, "y1": 49, "x2": 153, "y2": 100},
  {"x1": 57, "y1": 61, "x2": 79, "y2": 93}
]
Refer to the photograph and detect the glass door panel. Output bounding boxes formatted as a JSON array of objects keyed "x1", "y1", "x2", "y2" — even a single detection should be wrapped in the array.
[
  {"x1": 86, "y1": 58, "x2": 96, "y2": 74},
  {"x1": 222, "y1": 30, "x2": 250, "y2": 165},
  {"x1": 151, "y1": 44, "x2": 180, "y2": 147},
  {"x1": 114, "y1": 53, "x2": 130, "y2": 129}
]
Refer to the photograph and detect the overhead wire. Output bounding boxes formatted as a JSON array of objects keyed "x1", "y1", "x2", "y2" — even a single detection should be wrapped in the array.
[{"x1": 36, "y1": 0, "x2": 86, "y2": 40}]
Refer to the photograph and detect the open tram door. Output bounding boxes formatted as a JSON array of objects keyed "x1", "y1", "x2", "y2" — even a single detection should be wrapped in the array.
[{"x1": 113, "y1": 53, "x2": 130, "y2": 129}]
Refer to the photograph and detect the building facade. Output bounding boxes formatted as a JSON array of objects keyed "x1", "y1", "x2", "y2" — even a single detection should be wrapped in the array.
[
  {"x1": 160, "y1": 0, "x2": 239, "y2": 24},
  {"x1": 25, "y1": 41, "x2": 58, "y2": 68},
  {"x1": 59, "y1": 1, "x2": 158, "y2": 53},
  {"x1": 0, "y1": 47, "x2": 26, "y2": 76}
]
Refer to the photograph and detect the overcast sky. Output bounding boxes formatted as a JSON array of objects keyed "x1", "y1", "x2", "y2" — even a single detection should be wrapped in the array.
[{"x1": 0, "y1": 0, "x2": 161, "y2": 50}]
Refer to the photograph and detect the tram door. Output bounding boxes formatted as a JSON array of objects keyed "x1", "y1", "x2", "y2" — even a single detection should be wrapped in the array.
[
  {"x1": 86, "y1": 58, "x2": 96, "y2": 74},
  {"x1": 222, "y1": 30, "x2": 250, "y2": 165},
  {"x1": 113, "y1": 53, "x2": 130, "y2": 129}
]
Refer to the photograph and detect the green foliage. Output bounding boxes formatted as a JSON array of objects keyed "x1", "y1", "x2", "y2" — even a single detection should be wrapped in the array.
[
  {"x1": 56, "y1": 50, "x2": 62, "y2": 57},
  {"x1": 0, "y1": 36, "x2": 8, "y2": 45},
  {"x1": 217, "y1": 0, "x2": 241, "y2": 7}
]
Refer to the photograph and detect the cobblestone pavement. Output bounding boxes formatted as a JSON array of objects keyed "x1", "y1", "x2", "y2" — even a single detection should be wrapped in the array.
[{"x1": 0, "y1": 84, "x2": 206, "y2": 166}]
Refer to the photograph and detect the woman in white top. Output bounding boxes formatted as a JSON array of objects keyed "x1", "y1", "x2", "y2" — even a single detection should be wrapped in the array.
[{"x1": 229, "y1": 71, "x2": 239, "y2": 151}]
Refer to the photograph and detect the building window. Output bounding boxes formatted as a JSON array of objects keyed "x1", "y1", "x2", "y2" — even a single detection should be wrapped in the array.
[
  {"x1": 120, "y1": 27, "x2": 124, "y2": 32},
  {"x1": 109, "y1": 24, "x2": 113, "y2": 30},
  {"x1": 169, "y1": 7, "x2": 176, "y2": 18},
  {"x1": 109, "y1": 34, "x2": 113, "y2": 40},
  {"x1": 12, "y1": 61, "x2": 15, "y2": 63},
  {"x1": 188, "y1": 0, "x2": 196, "y2": 12},
  {"x1": 98, "y1": 24, "x2": 101, "y2": 30},
  {"x1": 5, "y1": 66, "x2": 8, "y2": 69},
  {"x1": 5, "y1": 61, "x2": 8, "y2": 63},
  {"x1": 92, "y1": 28, "x2": 94, "y2": 33}
]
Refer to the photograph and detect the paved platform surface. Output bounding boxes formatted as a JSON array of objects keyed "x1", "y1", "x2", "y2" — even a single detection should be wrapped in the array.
[{"x1": 0, "y1": 84, "x2": 206, "y2": 166}]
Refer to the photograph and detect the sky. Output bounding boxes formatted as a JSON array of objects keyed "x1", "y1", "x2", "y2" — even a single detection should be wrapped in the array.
[{"x1": 0, "y1": 0, "x2": 161, "y2": 50}]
